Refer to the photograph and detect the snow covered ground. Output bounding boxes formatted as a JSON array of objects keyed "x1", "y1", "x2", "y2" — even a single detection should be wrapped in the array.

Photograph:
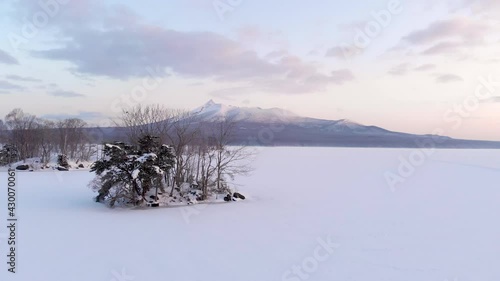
[{"x1": 1, "y1": 147, "x2": 500, "y2": 281}]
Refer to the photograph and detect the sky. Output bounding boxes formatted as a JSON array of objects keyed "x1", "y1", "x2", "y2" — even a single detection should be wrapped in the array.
[{"x1": 0, "y1": 0, "x2": 499, "y2": 140}]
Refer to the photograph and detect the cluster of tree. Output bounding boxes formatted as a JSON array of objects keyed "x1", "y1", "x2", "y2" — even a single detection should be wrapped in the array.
[
  {"x1": 89, "y1": 105, "x2": 253, "y2": 207},
  {"x1": 0, "y1": 105, "x2": 253, "y2": 206},
  {"x1": 90, "y1": 135, "x2": 176, "y2": 207},
  {"x1": 0, "y1": 144, "x2": 18, "y2": 166},
  {"x1": 0, "y1": 108, "x2": 95, "y2": 165}
]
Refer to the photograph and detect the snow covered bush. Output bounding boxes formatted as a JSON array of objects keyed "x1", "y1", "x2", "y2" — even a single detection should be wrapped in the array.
[
  {"x1": 90, "y1": 135, "x2": 175, "y2": 207},
  {"x1": 0, "y1": 144, "x2": 19, "y2": 166},
  {"x1": 57, "y1": 154, "x2": 69, "y2": 169}
]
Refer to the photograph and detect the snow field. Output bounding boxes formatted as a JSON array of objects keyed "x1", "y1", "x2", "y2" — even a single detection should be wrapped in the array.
[{"x1": 0, "y1": 147, "x2": 499, "y2": 281}]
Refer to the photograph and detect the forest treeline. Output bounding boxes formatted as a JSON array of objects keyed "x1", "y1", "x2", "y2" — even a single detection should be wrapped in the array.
[{"x1": 0, "y1": 105, "x2": 253, "y2": 206}]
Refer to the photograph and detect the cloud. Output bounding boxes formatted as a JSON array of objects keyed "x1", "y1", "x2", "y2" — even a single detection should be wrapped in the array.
[
  {"x1": 435, "y1": 74, "x2": 464, "y2": 83},
  {"x1": 403, "y1": 17, "x2": 491, "y2": 45},
  {"x1": 5, "y1": 75, "x2": 42, "y2": 82},
  {"x1": 42, "y1": 111, "x2": 105, "y2": 120},
  {"x1": 414, "y1": 64, "x2": 436, "y2": 71},
  {"x1": 337, "y1": 20, "x2": 369, "y2": 32},
  {"x1": 33, "y1": 27, "x2": 280, "y2": 80},
  {"x1": 421, "y1": 41, "x2": 464, "y2": 55},
  {"x1": 235, "y1": 26, "x2": 284, "y2": 45},
  {"x1": 264, "y1": 50, "x2": 287, "y2": 60},
  {"x1": 388, "y1": 63, "x2": 411, "y2": 76},
  {"x1": 208, "y1": 68, "x2": 355, "y2": 97},
  {"x1": 481, "y1": 96, "x2": 500, "y2": 103},
  {"x1": 0, "y1": 90, "x2": 11, "y2": 95},
  {"x1": 17, "y1": 1, "x2": 350, "y2": 94},
  {"x1": 325, "y1": 47, "x2": 345, "y2": 58},
  {"x1": 330, "y1": 69, "x2": 355, "y2": 84},
  {"x1": 188, "y1": 82, "x2": 205, "y2": 87},
  {"x1": 325, "y1": 45, "x2": 362, "y2": 59},
  {"x1": 0, "y1": 80, "x2": 24, "y2": 90},
  {"x1": 209, "y1": 87, "x2": 255, "y2": 100},
  {"x1": 455, "y1": 0, "x2": 500, "y2": 18},
  {"x1": 48, "y1": 90, "x2": 85, "y2": 97},
  {"x1": 396, "y1": 17, "x2": 497, "y2": 57},
  {"x1": 0, "y1": 49, "x2": 19, "y2": 65}
]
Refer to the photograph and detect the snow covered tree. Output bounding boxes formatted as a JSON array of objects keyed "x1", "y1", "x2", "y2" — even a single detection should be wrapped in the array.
[
  {"x1": 4, "y1": 108, "x2": 39, "y2": 161},
  {"x1": 57, "y1": 154, "x2": 69, "y2": 168},
  {"x1": 0, "y1": 144, "x2": 19, "y2": 166},
  {"x1": 90, "y1": 142, "x2": 137, "y2": 206},
  {"x1": 90, "y1": 135, "x2": 175, "y2": 207},
  {"x1": 205, "y1": 116, "x2": 254, "y2": 195},
  {"x1": 135, "y1": 135, "x2": 175, "y2": 199}
]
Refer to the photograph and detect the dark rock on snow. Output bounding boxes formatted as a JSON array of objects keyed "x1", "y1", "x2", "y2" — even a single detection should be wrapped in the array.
[
  {"x1": 16, "y1": 165, "x2": 29, "y2": 171},
  {"x1": 233, "y1": 192, "x2": 246, "y2": 200}
]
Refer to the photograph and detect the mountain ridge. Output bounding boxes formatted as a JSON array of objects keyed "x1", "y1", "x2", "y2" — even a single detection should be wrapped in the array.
[{"x1": 88, "y1": 100, "x2": 500, "y2": 149}]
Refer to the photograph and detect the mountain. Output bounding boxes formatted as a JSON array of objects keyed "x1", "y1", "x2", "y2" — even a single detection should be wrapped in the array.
[
  {"x1": 89, "y1": 100, "x2": 500, "y2": 148},
  {"x1": 191, "y1": 99, "x2": 300, "y2": 123},
  {"x1": 186, "y1": 100, "x2": 499, "y2": 148}
]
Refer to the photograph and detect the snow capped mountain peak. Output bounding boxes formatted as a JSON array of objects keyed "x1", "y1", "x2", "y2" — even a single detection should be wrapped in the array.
[
  {"x1": 335, "y1": 119, "x2": 362, "y2": 128},
  {"x1": 203, "y1": 99, "x2": 217, "y2": 108},
  {"x1": 192, "y1": 100, "x2": 299, "y2": 123},
  {"x1": 192, "y1": 100, "x2": 230, "y2": 116},
  {"x1": 190, "y1": 101, "x2": 388, "y2": 135}
]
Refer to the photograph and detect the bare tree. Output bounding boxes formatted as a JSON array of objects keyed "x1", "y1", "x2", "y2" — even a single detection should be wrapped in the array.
[
  {"x1": 193, "y1": 116, "x2": 254, "y2": 199},
  {"x1": 117, "y1": 104, "x2": 174, "y2": 144},
  {"x1": 117, "y1": 105, "x2": 204, "y2": 192},
  {"x1": 165, "y1": 110, "x2": 201, "y2": 189},
  {"x1": 197, "y1": 139, "x2": 217, "y2": 199},
  {"x1": 210, "y1": 117, "x2": 254, "y2": 192},
  {"x1": 0, "y1": 119, "x2": 7, "y2": 144},
  {"x1": 5, "y1": 109, "x2": 39, "y2": 161},
  {"x1": 37, "y1": 119, "x2": 56, "y2": 165},
  {"x1": 56, "y1": 118, "x2": 88, "y2": 160}
]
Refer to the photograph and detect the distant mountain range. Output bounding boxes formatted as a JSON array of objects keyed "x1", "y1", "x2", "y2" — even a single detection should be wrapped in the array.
[{"x1": 92, "y1": 100, "x2": 500, "y2": 149}]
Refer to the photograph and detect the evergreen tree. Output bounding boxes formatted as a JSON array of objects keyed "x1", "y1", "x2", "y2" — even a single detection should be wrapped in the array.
[
  {"x1": 90, "y1": 136, "x2": 175, "y2": 207},
  {"x1": 0, "y1": 144, "x2": 19, "y2": 166},
  {"x1": 57, "y1": 154, "x2": 69, "y2": 168}
]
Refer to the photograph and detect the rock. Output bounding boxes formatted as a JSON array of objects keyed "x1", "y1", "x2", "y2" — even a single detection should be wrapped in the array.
[
  {"x1": 57, "y1": 166, "x2": 69, "y2": 171},
  {"x1": 16, "y1": 165, "x2": 29, "y2": 171},
  {"x1": 149, "y1": 195, "x2": 159, "y2": 200},
  {"x1": 233, "y1": 192, "x2": 246, "y2": 200},
  {"x1": 223, "y1": 194, "x2": 232, "y2": 202},
  {"x1": 78, "y1": 164, "x2": 85, "y2": 168},
  {"x1": 150, "y1": 203, "x2": 159, "y2": 207}
]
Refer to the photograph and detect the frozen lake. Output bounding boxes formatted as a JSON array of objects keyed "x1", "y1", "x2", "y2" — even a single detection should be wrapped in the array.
[{"x1": 1, "y1": 147, "x2": 500, "y2": 281}]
